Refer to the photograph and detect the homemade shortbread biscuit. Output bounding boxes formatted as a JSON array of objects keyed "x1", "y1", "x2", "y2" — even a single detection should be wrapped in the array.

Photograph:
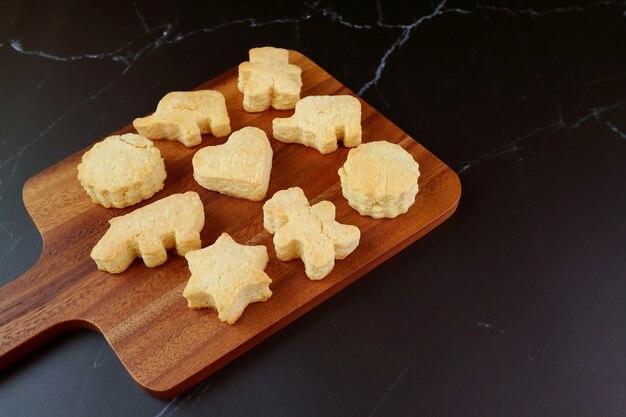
[
  {"x1": 238, "y1": 47, "x2": 302, "y2": 112},
  {"x1": 263, "y1": 187, "x2": 360, "y2": 280},
  {"x1": 77, "y1": 133, "x2": 166, "y2": 208},
  {"x1": 338, "y1": 141, "x2": 420, "y2": 219},
  {"x1": 183, "y1": 233, "x2": 272, "y2": 324},
  {"x1": 192, "y1": 127, "x2": 273, "y2": 201},
  {"x1": 133, "y1": 90, "x2": 231, "y2": 147},
  {"x1": 91, "y1": 192, "x2": 204, "y2": 273},
  {"x1": 272, "y1": 95, "x2": 362, "y2": 154}
]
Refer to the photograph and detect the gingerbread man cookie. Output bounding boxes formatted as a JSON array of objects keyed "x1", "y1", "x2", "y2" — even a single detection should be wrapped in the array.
[{"x1": 263, "y1": 187, "x2": 360, "y2": 280}]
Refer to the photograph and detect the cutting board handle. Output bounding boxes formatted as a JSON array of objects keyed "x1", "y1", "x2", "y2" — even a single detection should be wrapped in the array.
[{"x1": 0, "y1": 256, "x2": 85, "y2": 368}]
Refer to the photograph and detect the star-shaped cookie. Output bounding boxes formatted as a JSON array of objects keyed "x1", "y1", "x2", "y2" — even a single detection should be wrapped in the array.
[
  {"x1": 183, "y1": 233, "x2": 272, "y2": 324},
  {"x1": 263, "y1": 187, "x2": 361, "y2": 280}
]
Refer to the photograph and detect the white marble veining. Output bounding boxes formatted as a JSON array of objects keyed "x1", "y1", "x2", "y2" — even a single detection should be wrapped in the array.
[
  {"x1": 605, "y1": 120, "x2": 626, "y2": 140},
  {"x1": 457, "y1": 101, "x2": 626, "y2": 173},
  {"x1": 151, "y1": 370, "x2": 222, "y2": 417},
  {"x1": 133, "y1": 0, "x2": 151, "y2": 33},
  {"x1": 367, "y1": 360, "x2": 415, "y2": 417},
  {"x1": 2, "y1": 0, "x2": 625, "y2": 105},
  {"x1": 358, "y1": 0, "x2": 448, "y2": 96},
  {"x1": 8, "y1": 39, "x2": 130, "y2": 64}
]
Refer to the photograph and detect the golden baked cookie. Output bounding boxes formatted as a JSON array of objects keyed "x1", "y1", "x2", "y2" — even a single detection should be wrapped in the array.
[
  {"x1": 338, "y1": 141, "x2": 420, "y2": 218},
  {"x1": 133, "y1": 90, "x2": 231, "y2": 147},
  {"x1": 263, "y1": 187, "x2": 360, "y2": 280},
  {"x1": 238, "y1": 47, "x2": 302, "y2": 112},
  {"x1": 192, "y1": 127, "x2": 273, "y2": 201},
  {"x1": 77, "y1": 133, "x2": 166, "y2": 208},
  {"x1": 91, "y1": 192, "x2": 204, "y2": 273},
  {"x1": 272, "y1": 95, "x2": 361, "y2": 154},
  {"x1": 183, "y1": 233, "x2": 272, "y2": 324}
]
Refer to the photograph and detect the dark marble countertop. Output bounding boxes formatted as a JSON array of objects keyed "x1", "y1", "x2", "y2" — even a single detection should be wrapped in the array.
[{"x1": 1, "y1": 1, "x2": 626, "y2": 416}]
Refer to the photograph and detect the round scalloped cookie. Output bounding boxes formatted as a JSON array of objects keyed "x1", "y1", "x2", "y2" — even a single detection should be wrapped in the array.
[
  {"x1": 338, "y1": 141, "x2": 420, "y2": 219},
  {"x1": 77, "y1": 133, "x2": 166, "y2": 208}
]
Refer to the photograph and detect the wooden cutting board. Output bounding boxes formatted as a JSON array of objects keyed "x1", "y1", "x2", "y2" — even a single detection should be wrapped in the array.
[{"x1": 0, "y1": 51, "x2": 461, "y2": 398}]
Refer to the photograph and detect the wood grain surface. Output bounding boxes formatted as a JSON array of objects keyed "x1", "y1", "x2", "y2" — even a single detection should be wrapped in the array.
[{"x1": 0, "y1": 51, "x2": 461, "y2": 398}]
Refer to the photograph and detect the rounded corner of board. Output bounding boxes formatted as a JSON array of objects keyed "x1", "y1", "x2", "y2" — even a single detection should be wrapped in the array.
[
  {"x1": 136, "y1": 375, "x2": 198, "y2": 400},
  {"x1": 22, "y1": 175, "x2": 39, "y2": 204},
  {"x1": 449, "y1": 169, "x2": 462, "y2": 203},
  {"x1": 142, "y1": 385, "x2": 181, "y2": 400},
  {"x1": 288, "y1": 49, "x2": 306, "y2": 59}
]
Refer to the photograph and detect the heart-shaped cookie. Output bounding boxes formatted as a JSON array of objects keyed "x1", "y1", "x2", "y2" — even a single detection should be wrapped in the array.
[{"x1": 192, "y1": 126, "x2": 273, "y2": 201}]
